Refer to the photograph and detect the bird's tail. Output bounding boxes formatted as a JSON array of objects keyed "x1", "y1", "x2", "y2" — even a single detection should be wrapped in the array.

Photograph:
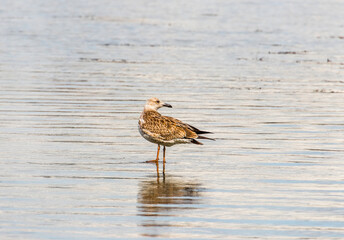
[
  {"x1": 191, "y1": 139, "x2": 203, "y2": 145},
  {"x1": 198, "y1": 135, "x2": 215, "y2": 141},
  {"x1": 196, "y1": 130, "x2": 213, "y2": 135},
  {"x1": 187, "y1": 124, "x2": 213, "y2": 135}
]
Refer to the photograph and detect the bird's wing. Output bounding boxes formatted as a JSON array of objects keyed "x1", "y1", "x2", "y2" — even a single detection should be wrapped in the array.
[
  {"x1": 164, "y1": 116, "x2": 202, "y2": 136},
  {"x1": 142, "y1": 113, "x2": 197, "y2": 141},
  {"x1": 162, "y1": 115, "x2": 198, "y2": 139}
]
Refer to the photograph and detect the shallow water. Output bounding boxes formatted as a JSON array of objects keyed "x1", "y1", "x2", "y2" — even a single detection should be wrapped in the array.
[{"x1": 1, "y1": 0, "x2": 344, "y2": 239}]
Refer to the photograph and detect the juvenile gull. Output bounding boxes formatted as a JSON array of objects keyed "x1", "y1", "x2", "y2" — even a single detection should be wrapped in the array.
[{"x1": 138, "y1": 97, "x2": 214, "y2": 163}]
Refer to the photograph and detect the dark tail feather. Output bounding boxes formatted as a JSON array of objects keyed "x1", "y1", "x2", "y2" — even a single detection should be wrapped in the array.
[
  {"x1": 196, "y1": 130, "x2": 213, "y2": 134},
  {"x1": 191, "y1": 139, "x2": 203, "y2": 145},
  {"x1": 198, "y1": 135, "x2": 215, "y2": 141},
  {"x1": 187, "y1": 124, "x2": 213, "y2": 135}
]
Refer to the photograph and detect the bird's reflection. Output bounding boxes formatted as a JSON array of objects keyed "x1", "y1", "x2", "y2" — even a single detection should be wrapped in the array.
[
  {"x1": 138, "y1": 175, "x2": 203, "y2": 212},
  {"x1": 137, "y1": 173, "x2": 204, "y2": 236}
]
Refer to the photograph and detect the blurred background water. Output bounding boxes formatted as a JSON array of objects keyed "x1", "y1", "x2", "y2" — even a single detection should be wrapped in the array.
[{"x1": 1, "y1": 0, "x2": 344, "y2": 239}]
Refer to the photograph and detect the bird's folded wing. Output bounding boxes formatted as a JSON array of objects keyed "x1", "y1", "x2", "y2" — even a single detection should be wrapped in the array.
[
  {"x1": 164, "y1": 116, "x2": 200, "y2": 137},
  {"x1": 143, "y1": 115, "x2": 197, "y2": 141}
]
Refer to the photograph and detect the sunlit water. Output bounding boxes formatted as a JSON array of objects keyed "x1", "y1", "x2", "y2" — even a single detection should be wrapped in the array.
[{"x1": 1, "y1": 0, "x2": 344, "y2": 239}]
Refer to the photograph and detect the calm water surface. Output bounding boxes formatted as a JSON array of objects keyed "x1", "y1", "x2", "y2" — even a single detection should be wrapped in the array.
[{"x1": 1, "y1": 0, "x2": 344, "y2": 239}]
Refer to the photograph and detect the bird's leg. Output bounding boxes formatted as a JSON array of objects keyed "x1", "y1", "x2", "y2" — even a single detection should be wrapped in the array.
[
  {"x1": 146, "y1": 144, "x2": 160, "y2": 163},
  {"x1": 156, "y1": 159, "x2": 160, "y2": 179},
  {"x1": 156, "y1": 145, "x2": 160, "y2": 161},
  {"x1": 162, "y1": 146, "x2": 166, "y2": 177}
]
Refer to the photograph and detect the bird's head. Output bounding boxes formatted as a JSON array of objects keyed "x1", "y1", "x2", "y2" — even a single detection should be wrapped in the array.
[{"x1": 144, "y1": 97, "x2": 172, "y2": 111}]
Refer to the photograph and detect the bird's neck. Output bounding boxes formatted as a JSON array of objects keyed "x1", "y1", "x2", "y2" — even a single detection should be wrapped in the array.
[
  {"x1": 141, "y1": 108, "x2": 160, "y2": 119},
  {"x1": 143, "y1": 105, "x2": 158, "y2": 112}
]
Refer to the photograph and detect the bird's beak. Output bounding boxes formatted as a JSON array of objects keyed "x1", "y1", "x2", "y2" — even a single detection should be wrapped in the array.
[{"x1": 163, "y1": 103, "x2": 172, "y2": 108}]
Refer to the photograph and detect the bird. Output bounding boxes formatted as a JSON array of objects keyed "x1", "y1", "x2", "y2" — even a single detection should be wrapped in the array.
[{"x1": 138, "y1": 97, "x2": 214, "y2": 164}]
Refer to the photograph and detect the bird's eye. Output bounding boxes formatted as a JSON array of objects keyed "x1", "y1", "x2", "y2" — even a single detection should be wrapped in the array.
[{"x1": 156, "y1": 100, "x2": 160, "y2": 103}]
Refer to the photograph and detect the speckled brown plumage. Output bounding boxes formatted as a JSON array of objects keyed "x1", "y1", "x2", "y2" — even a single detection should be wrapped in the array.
[
  {"x1": 140, "y1": 110, "x2": 198, "y2": 141},
  {"x1": 138, "y1": 97, "x2": 214, "y2": 165}
]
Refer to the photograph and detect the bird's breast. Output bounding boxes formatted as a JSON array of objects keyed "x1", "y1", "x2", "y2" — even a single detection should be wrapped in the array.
[{"x1": 139, "y1": 117, "x2": 145, "y2": 125}]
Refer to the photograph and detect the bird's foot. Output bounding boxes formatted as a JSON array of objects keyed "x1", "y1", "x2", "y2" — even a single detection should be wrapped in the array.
[{"x1": 145, "y1": 159, "x2": 159, "y2": 163}]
